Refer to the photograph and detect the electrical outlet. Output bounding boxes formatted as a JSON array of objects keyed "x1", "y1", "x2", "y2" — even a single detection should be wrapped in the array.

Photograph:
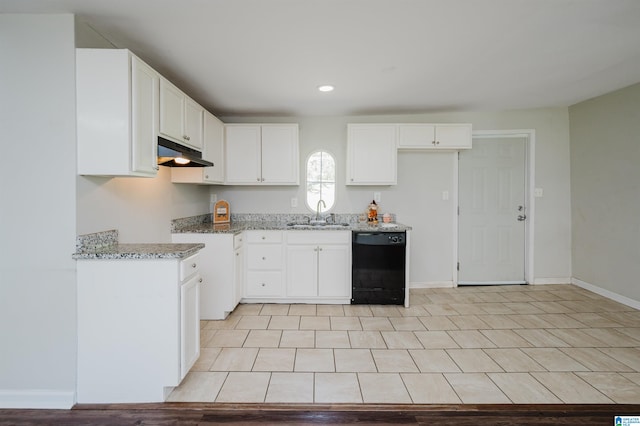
[
  {"x1": 442, "y1": 190, "x2": 449, "y2": 201},
  {"x1": 373, "y1": 192, "x2": 381, "y2": 203},
  {"x1": 291, "y1": 197, "x2": 298, "y2": 208},
  {"x1": 534, "y1": 188, "x2": 544, "y2": 198},
  {"x1": 210, "y1": 194, "x2": 217, "y2": 204}
]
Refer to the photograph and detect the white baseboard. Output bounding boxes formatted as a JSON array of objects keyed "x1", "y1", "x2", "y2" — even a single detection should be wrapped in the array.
[
  {"x1": 532, "y1": 277, "x2": 572, "y2": 285},
  {"x1": 572, "y1": 278, "x2": 640, "y2": 310},
  {"x1": 0, "y1": 389, "x2": 75, "y2": 409},
  {"x1": 410, "y1": 281, "x2": 455, "y2": 289}
]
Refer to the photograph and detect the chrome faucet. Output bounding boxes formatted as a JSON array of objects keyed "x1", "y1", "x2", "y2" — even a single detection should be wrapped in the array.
[{"x1": 315, "y1": 199, "x2": 326, "y2": 222}]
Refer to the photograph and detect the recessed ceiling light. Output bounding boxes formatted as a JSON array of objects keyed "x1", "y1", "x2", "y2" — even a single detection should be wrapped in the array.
[{"x1": 318, "y1": 85, "x2": 334, "y2": 92}]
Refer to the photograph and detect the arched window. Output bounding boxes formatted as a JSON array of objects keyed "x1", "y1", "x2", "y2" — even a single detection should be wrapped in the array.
[{"x1": 306, "y1": 151, "x2": 335, "y2": 213}]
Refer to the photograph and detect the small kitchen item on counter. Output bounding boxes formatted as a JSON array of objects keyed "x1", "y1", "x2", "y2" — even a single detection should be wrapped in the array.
[
  {"x1": 213, "y1": 200, "x2": 230, "y2": 224},
  {"x1": 358, "y1": 213, "x2": 367, "y2": 224},
  {"x1": 367, "y1": 200, "x2": 378, "y2": 224},
  {"x1": 383, "y1": 213, "x2": 392, "y2": 223}
]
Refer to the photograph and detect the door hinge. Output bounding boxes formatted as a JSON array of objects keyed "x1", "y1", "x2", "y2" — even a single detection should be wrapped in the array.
[
  {"x1": 457, "y1": 206, "x2": 460, "y2": 215},
  {"x1": 457, "y1": 262, "x2": 460, "y2": 271}
]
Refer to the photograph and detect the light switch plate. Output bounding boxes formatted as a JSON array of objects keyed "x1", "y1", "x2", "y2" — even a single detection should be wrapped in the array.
[
  {"x1": 442, "y1": 190, "x2": 450, "y2": 201},
  {"x1": 374, "y1": 192, "x2": 381, "y2": 203},
  {"x1": 210, "y1": 194, "x2": 217, "y2": 203},
  {"x1": 291, "y1": 197, "x2": 298, "y2": 208}
]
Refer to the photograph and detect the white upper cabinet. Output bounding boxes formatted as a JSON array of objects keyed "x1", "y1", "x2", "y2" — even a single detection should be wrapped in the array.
[
  {"x1": 225, "y1": 124, "x2": 299, "y2": 185},
  {"x1": 225, "y1": 125, "x2": 262, "y2": 184},
  {"x1": 398, "y1": 123, "x2": 472, "y2": 149},
  {"x1": 76, "y1": 49, "x2": 159, "y2": 177},
  {"x1": 159, "y1": 78, "x2": 203, "y2": 150},
  {"x1": 347, "y1": 124, "x2": 397, "y2": 185},
  {"x1": 171, "y1": 110, "x2": 225, "y2": 184}
]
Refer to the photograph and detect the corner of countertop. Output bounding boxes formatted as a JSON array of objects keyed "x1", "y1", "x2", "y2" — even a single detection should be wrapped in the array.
[{"x1": 76, "y1": 229, "x2": 118, "y2": 252}]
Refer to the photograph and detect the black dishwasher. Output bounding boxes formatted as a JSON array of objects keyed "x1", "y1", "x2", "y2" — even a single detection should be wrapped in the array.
[{"x1": 352, "y1": 231, "x2": 406, "y2": 305}]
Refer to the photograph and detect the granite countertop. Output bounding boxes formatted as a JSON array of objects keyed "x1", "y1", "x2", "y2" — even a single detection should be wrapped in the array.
[
  {"x1": 73, "y1": 230, "x2": 204, "y2": 260},
  {"x1": 172, "y1": 218, "x2": 412, "y2": 234}
]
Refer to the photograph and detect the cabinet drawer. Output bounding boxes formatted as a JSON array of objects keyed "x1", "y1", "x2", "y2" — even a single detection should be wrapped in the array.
[
  {"x1": 234, "y1": 233, "x2": 244, "y2": 249},
  {"x1": 180, "y1": 253, "x2": 201, "y2": 281},
  {"x1": 246, "y1": 271, "x2": 282, "y2": 297},
  {"x1": 247, "y1": 245, "x2": 282, "y2": 270},
  {"x1": 246, "y1": 230, "x2": 283, "y2": 244}
]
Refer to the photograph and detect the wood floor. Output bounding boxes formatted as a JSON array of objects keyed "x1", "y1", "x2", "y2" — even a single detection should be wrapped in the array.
[{"x1": 2, "y1": 403, "x2": 639, "y2": 425}]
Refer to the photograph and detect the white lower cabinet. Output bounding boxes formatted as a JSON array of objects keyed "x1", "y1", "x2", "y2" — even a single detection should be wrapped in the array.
[
  {"x1": 172, "y1": 233, "x2": 242, "y2": 320},
  {"x1": 285, "y1": 231, "x2": 351, "y2": 302},
  {"x1": 180, "y1": 273, "x2": 200, "y2": 378},
  {"x1": 244, "y1": 231, "x2": 284, "y2": 298},
  {"x1": 76, "y1": 253, "x2": 201, "y2": 403}
]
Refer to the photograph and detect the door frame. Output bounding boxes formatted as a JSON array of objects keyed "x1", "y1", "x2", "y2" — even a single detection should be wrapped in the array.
[{"x1": 453, "y1": 129, "x2": 536, "y2": 286}]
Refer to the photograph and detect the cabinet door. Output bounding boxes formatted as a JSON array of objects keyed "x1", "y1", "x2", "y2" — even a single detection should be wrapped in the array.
[
  {"x1": 225, "y1": 125, "x2": 262, "y2": 183},
  {"x1": 347, "y1": 124, "x2": 397, "y2": 185},
  {"x1": 286, "y1": 245, "x2": 318, "y2": 297},
  {"x1": 318, "y1": 244, "x2": 350, "y2": 298},
  {"x1": 234, "y1": 246, "x2": 244, "y2": 306},
  {"x1": 130, "y1": 56, "x2": 159, "y2": 175},
  {"x1": 184, "y1": 97, "x2": 203, "y2": 150},
  {"x1": 397, "y1": 124, "x2": 435, "y2": 149},
  {"x1": 261, "y1": 124, "x2": 299, "y2": 184},
  {"x1": 202, "y1": 111, "x2": 224, "y2": 183},
  {"x1": 180, "y1": 274, "x2": 200, "y2": 379},
  {"x1": 159, "y1": 78, "x2": 184, "y2": 142},
  {"x1": 435, "y1": 124, "x2": 472, "y2": 149}
]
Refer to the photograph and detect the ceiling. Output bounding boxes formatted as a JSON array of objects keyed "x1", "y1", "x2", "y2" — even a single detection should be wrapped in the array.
[{"x1": 3, "y1": 0, "x2": 640, "y2": 117}]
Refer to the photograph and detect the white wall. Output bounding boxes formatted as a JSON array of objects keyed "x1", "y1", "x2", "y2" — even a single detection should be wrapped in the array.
[
  {"x1": 0, "y1": 15, "x2": 77, "y2": 408},
  {"x1": 569, "y1": 82, "x2": 640, "y2": 303},
  {"x1": 216, "y1": 109, "x2": 572, "y2": 285},
  {"x1": 76, "y1": 168, "x2": 210, "y2": 243}
]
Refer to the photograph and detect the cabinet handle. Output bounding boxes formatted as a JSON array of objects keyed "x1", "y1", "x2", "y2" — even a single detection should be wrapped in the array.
[
  {"x1": 261, "y1": 178, "x2": 265, "y2": 182},
  {"x1": 205, "y1": 175, "x2": 209, "y2": 179},
  {"x1": 432, "y1": 140, "x2": 436, "y2": 145},
  {"x1": 153, "y1": 165, "x2": 159, "y2": 171},
  {"x1": 192, "y1": 263, "x2": 197, "y2": 268},
  {"x1": 261, "y1": 236, "x2": 266, "y2": 240},
  {"x1": 236, "y1": 253, "x2": 239, "y2": 257},
  {"x1": 199, "y1": 278, "x2": 203, "y2": 283},
  {"x1": 436, "y1": 140, "x2": 440, "y2": 145},
  {"x1": 262, "y1": 256, "x2": 266, "y2": 260},
  {"x1": 183, "y1": 135, "x2": 190, "y2": 141},
  {"x1": 319, "y1": 247, "x2": 323, "y2": 251},
  {"x1": 261, "y1": 283, "x2": 266, "y2": 287}
]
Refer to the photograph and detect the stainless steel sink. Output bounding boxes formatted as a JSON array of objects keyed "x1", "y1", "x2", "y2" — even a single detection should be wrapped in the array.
[{"x1": 286, "y1": 222, "x2": 350, "y2": 229}]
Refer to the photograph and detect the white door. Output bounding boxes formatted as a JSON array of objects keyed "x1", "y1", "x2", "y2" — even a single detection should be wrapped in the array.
[{"x1": 458, "y1": 137, "x2": 527, "y2": 284}]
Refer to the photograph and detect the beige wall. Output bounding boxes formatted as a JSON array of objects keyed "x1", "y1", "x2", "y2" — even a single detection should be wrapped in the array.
[
  {"x1": 218, "y1": 108, "x2": 573, "y2": 285},
  {"x1": 569, "y1": 82, "x2": 640, "y2": 302}
]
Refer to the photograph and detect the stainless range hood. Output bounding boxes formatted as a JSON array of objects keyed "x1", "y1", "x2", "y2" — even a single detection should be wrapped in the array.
[{"x1": 157, "y1": 137, "x2": 213, "y2": 167}]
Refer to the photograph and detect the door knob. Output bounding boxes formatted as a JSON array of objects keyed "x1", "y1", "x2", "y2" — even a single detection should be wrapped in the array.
[{"x1": 517, "y1": 215, "x2": 527, "y2": 221}]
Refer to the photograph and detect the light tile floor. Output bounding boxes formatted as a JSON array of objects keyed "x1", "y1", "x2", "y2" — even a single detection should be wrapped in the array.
[{"x1": 168, "y1": 284, "x2": 640, "y2": 404}]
